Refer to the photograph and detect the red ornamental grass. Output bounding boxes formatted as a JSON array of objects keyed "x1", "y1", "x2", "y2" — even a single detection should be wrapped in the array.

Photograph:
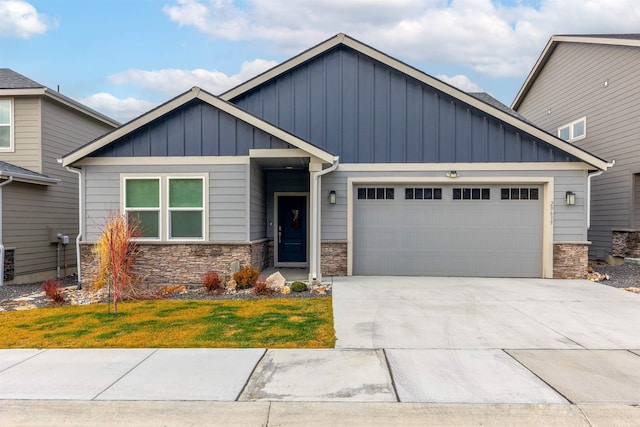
[
  {"x1": 42, "y1": 280, "x2": 65, "y2": 303},
  {"x1": 203, "y1": 270, "x2": 222, "y2": 294}
]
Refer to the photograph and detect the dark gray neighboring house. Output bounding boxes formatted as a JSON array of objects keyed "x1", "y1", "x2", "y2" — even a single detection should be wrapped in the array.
[
  {"x1": 512, "y1": 34, "x2": 638, "y2": 263},
  {"x1": 0, "y1": 69, "x2": 118, "y2": 284},
  {"x1": 63, "y1": 34, "x2": 608, "y2": 283}
]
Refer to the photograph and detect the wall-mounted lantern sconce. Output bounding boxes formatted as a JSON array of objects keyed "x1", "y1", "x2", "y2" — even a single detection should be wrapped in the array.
[
  {"x1": 565, "y1": 191, "x2": 576, "y2": 206},
  {"x1": 446, "y1": 170, "x2": 459, "y2": 178},
  {"x1": 329, "y1": 190, "x2": 336, "y2": 204}
]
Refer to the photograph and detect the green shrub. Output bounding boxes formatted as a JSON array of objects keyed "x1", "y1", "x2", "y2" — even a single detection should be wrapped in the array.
[
  {"x1": 290, "y1": 281, "x2": 308, "y2": 292},
  {"x1": 233, "y1": 265, "x2": 259, "y2": 289}
]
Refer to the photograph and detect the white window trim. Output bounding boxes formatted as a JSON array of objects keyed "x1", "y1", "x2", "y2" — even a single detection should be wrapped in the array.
[
  {"x1": 0, "y1": 98, "x2": 14, "y2": 152},
  {"x1": 121, "y1": 173, "x2": 208, "y2": 242},
  {"x1": 558, "y1": 116, "x2": 586, "y2": 142}
]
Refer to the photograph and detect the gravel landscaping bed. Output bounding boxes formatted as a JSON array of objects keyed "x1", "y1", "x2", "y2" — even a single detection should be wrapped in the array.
[
  {"x1": 590, "y1": 262, "x2": 640, "y2": 289},
  {"x1": 0, "y1": 274, "x2": 331, "y2": 312}
]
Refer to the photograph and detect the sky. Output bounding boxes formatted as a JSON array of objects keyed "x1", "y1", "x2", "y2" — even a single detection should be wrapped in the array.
[{"x1": 1, "y1": 0, "x2": 639, "y2": 123}]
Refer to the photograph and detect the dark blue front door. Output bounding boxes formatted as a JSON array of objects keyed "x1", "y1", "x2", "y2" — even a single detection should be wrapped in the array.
[{"x1": 278, "y1": 196, "x2": 306, "y2": 263}]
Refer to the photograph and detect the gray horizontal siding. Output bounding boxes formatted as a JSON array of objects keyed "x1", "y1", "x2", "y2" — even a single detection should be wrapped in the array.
[
  {"x1": 516, "y1": 42, "x2": 640, "y2": 258},
  {"x1": 3, "y1": 182, "x2": 78, "y2": 278},
  {"x1": 320, "y1": 169, "x2": 587, "y2": 242},
  {"x1": 94, "y1": 100, "x2": 294, "y2": 158},
  {"x1": 231, "y1": 46, "x2": 579, "y2": 164},
  {"x1": 84, "y1": 164, "x2": 248, "y2": 242}
]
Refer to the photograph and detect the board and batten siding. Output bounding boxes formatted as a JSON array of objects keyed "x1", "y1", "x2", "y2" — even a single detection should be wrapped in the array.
[
  {"x1": 84, "y1": 164, "x2": 249, "y2": 243},
  {"x1": 3, "y1": 96, "x2": 42, "y2": 172},
  {"x1": 231, "y1": 46, "x2": 580, "y2": 165},
  {"x1": 320, "y1": 169, "x2": 588, "y2": 242},
  {"x1": 93, "y1": 100, "x2": 294, "y2": 158},
  {"x1": 516, "y1": 42, "x2": 640, "y2": 258}
]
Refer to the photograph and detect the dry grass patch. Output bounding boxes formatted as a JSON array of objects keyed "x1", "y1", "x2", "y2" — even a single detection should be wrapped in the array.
[{"x1": 0, "y1": 298, "x2": 335, "y2": 349}]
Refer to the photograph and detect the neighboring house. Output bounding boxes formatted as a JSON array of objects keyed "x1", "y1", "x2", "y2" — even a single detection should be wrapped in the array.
[
  {"x1": 512, "y1": 35, "x2": 638, "y2": 262},
  {"x1": 0, "y1": 69, "x2": 118, "y2": 285},
  {"x1": 62, "y1": 34, "x2": 608, "y2": 284}
]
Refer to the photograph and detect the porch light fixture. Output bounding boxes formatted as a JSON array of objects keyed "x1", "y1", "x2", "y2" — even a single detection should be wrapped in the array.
[
  {"x1": 329, "y1": 190, "x2": 336, "y2": 204},
  {"x1": 565, "y1": 191, "x2": 576, "y2": 206},
  {"x1": 446, "y1": 170, "x2": 459, "y2": 178}
]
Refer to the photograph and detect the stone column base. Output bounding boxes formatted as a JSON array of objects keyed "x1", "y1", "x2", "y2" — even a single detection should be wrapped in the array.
[
  {"x1": 553, "y1": 242, "x2": 589, "y2": 279},
  {"x1": 320, "y1": 241, "x2": 347, "y2": 277}
]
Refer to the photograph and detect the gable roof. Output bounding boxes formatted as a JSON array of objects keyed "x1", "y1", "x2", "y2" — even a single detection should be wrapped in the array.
[
  {"x1": 0, "y1": 161, "x2": 58, "y2": 185},
  {"x1": 512, "y1": 34, "x2": 640, "y2": 110},
  {"x1": 62, "y1": 87, "x2": 335, "y2": 167},
  {"x1": 0, "y1": 68, "x2": 43, "y2": 89},
  {"x1": 221, "y1": 33, "x2": 608, "y2": 171},
  {"x1": 0, "y1": 68, "x2": 119, "y2": 127}
]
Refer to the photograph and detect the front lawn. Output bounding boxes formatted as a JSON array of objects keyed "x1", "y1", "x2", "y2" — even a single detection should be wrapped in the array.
[{"x1": 0, "y1": 298, "x2": 335, "y2": 348}]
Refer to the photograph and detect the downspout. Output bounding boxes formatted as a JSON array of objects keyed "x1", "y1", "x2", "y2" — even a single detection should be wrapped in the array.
[
  {"x1": 0, "y1": 176, "x2": 14, "y2": 287},
  {"x1": 310, "y1": 156, "x2": 339, "y2": 281},
  {"x1": 587, "y1": 160, "x2": 615, "y2": 229},
  {"x1": 66, "y1": 166, "x2": 83, "y2": 289}
]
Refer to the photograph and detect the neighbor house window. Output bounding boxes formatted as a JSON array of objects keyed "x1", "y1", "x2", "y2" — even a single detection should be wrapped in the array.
[
  {"x1": 0, "y1": 99, "x2": 12, "y2": 150},
  {"x1": 123, "y1": 175, "x2": 206, "y2": 240},
  {"x1": 558, "y1": 117, "x2": 586, "y2": 142}
]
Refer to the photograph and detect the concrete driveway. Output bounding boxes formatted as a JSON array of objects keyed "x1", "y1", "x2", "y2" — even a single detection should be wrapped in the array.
[{"x1": 332, "y1": 276, "x2": 640, "y2": 349}]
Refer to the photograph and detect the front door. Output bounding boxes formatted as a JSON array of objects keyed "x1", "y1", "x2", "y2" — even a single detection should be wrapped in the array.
[{"x1": 277, "y1": 195, "x2": 307, "y2": 265}]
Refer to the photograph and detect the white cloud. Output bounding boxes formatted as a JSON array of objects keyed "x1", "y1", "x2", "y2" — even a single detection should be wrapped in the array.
[
  {"x1": 162, "y1": 0, "x2": 640, "y2": 78},
  {"x1": 80, "y1": 93, "x2": 156, "y2": 123},
  {"x1": 437, "y1": 74, "x2": 483, "y2": 93},
  {"x1": 0, "y1": 0, "x2": 57, "y2": 38},
  {"x1": 107, "y1": 58, "x2": 279, "y2": 97}
]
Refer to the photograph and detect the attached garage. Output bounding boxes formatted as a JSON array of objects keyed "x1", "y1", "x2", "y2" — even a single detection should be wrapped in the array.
[{"x1": 353, "y1": 183, "x2": 544, "y2": 277}]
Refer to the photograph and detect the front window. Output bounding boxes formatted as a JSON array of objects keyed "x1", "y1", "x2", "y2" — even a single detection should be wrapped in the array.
[
  {"x1": 123, "y1": 175, "x2": 206, "y2": 240},
  {"x1": 168, "y1": 178, "x2": 204, "y2": 239},
  {"x1": 124, "y1": 178, "x2": 160, "y2": 238},
  {"x1": 0, "y1": 99, "x2": 12, "y2": 150}
]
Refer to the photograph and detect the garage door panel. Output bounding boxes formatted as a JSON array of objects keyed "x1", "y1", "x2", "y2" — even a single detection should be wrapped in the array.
[{"x1": 353, "y1": 184, "x2": 543, "y2": 277}]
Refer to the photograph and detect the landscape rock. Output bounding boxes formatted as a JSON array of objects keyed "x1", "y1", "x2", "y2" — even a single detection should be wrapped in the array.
[
  {"x1": 311, "y1": 285, "x2": 326, "y2": 295},
  {"x1": 265, "y1": 272, "x2": 286, "y2": 291},
  {"x1": 624, "y1": 287, "x2": 640, "y2": 293},
  {"x1": 226, "y1": 279, "x2": 237, "y2": 293},
  {"x1": 281, "y1": 285, "x2": 291, "y2": 295}
]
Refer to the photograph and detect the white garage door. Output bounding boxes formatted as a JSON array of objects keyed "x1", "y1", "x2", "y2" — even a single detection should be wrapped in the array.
[{"x1": 353, "y1": 184, "x2": 543, "y2": 277}]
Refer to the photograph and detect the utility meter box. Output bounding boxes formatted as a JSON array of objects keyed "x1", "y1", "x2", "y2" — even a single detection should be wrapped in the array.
[{"x1": 60, "y1": 235, "x2": 69, "y2": 245}]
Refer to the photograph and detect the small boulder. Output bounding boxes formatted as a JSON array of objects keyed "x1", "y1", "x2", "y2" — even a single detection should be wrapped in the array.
[
  {"x1": 266, "y1": 271, "x2": 286, "y2": 291},
  {"x1": 311, "y1": 285, "x2": 326, "y2": 295},
  {"x1": 281, "y1": 285, "x2": 291, "y2": 295}
]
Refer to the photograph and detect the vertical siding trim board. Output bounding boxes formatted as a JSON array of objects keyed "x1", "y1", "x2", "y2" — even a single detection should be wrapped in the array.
[{"x1": 346, "y1": 176, "x2": 555, "y2": 278}]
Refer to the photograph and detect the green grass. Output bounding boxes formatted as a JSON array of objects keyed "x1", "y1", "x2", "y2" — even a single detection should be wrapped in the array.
[{"x1": 0, "y1": 298, "x2": 335, "y2": 348}]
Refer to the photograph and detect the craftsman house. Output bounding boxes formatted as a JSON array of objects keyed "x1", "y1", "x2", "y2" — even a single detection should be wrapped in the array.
[
  {"x1": 62, "y1": 34, "x2": 608, "y2": 283},
  {"x1": 513, "y1": 34, "x2": 639, "y2": 263},
  {"x1": 1, "y1": 69, "x2": 118, "y2": 284}
]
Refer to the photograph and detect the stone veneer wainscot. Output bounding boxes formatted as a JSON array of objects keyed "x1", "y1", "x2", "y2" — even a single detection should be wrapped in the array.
[{"x1": 80, "y1": 241, "x2": 269, "y2": 286}]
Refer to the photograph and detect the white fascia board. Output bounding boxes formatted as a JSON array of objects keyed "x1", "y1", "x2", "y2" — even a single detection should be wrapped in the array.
[
  {"x1": 0, "y1": 171, "x2": 58, "y2": 185},
  {"x1": 0, "y1": 88, "x2": 46, "y2": 96}
]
